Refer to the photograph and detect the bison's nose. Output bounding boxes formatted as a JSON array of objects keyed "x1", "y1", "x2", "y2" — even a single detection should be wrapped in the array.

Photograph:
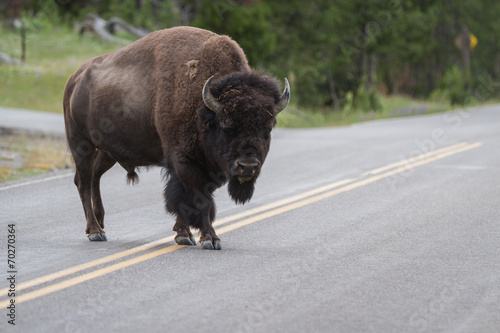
[{"x1": 236, "y1": 160, "x2": 260, "y2": 175}]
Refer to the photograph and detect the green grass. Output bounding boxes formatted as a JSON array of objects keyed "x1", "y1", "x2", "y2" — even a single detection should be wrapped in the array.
[
  {"x1": 0, "y1": 25, "x2": 132, "y2": 113},
  {"x1": 277, "y1": 95, "x2": 451, "y2": 128}
]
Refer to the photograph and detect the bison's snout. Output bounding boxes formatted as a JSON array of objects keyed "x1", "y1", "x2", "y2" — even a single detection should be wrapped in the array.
[
  {"x1": 233, "y1": 159, "x2": 260, "y2": 183},
  {"x1": 237, "y1": 160, "x2": 260, "y2": 173}
]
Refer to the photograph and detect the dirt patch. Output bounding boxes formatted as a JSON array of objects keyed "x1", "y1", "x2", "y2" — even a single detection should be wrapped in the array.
[{"x1": 0, "y1": 128, "x2": 73, "y2": 182}]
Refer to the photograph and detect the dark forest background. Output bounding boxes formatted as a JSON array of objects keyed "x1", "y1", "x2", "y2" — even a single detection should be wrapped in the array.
[{"x1": 3, "y1": 0, "x2": 500, "y2": 111}]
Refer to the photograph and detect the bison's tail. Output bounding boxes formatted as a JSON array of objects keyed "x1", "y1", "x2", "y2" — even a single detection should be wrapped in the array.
[{"x1": 126, "y1": 170, "x2": 139, "y2": 185}]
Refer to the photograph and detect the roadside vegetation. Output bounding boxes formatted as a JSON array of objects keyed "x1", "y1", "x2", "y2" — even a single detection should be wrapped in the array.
[
  {"x1": 0, "y1": 130, "x2": 72, "y2": 183},
  {"x1": 4, "y1": 0, "x2": 499, "y2": 124},
  {"x1": 0, "y1": 24, "x2": 120, "y2": 113},
  {"x1": 0, "y1": 22, "x2": 451, "y2": 127}
]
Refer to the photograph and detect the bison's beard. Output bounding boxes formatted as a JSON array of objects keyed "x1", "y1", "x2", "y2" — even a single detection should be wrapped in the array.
[{"x1": 228, "y1": 177, "x2": 255, "y2": 204}]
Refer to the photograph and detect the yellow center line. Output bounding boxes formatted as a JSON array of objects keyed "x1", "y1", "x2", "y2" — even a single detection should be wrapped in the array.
[
  {"x1": 0, "y1": 177, "x2": 360, "y2": 296},
  {"x1": 0, "y1": 142, "x2": 482, "y2": 307},
  {"x1": 3, "y1": 245, "x2": 186, "y2": 307},
  {"x1": 213, "y1": 176, "x2": 360, "y2": 227},
  {"x1": 216, "y1": 142, "x2": 483, "y2": 235},
  {"x1": 0, "y1": 235, "x2": 174, "y2": 296},
  {"x1": 361, "y1": 142, "x2": 468, "y2": 176},
  {"x1": 2, "y1": 142, "x2": 469, "y2": 297}
]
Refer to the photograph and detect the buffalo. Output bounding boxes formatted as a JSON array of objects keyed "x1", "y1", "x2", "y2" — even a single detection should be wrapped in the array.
[{"x1": 63, "y1": 26, "x2": 289, "y2": 249}]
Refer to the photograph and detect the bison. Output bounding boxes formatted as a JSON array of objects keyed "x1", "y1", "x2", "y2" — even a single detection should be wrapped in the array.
[{"x1": 63, "y1": 26, "x2": 289, "y2": 250}]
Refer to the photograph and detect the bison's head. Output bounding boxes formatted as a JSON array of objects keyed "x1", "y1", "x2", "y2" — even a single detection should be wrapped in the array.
[{"x1": 197, "y1": 72, "x2": 290, "y2": 204}]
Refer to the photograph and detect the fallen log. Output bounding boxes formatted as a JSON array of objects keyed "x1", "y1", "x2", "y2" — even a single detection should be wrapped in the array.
[
  {"x1": 78, "y1": 14, "x2": 132, "y2": 45},
  {"x1": 0, "y1": 52, "x2": 21, "y2": 66},
  {"x1": 105, "y1": 17, "x2": 149, "y2": 38}
]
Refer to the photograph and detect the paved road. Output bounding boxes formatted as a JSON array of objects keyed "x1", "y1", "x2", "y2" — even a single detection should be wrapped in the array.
[
  {"x1": 0, "y1": 105, "x2": 499, "y2": 332},
  {"x1": 0, "y1": 107, "x2": 65, "y2": 136}
]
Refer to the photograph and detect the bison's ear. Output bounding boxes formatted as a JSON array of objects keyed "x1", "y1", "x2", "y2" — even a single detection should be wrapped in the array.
[
  {"x1": 185, "y1": 60, "x2": 199, "y2": 80},
  {"x1": 274, "y1": 78, "x2": 290, "y2": 115},
  {"x1": 202, "y1": 76, "x2": 223, "y2": 113}
]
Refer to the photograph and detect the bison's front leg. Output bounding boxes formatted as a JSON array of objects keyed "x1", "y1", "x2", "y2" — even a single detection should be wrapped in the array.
[
  {"x1": 195, "y1": 195, "x2": 220, "y2": 250},
  {"x1": 173, "y1": 217, "x2": 197, "y2": 246},
  {"x1": 165, "y1": 169, "x2": 221, "y2": 250},
  {"x1": 199, "y1": 205, "x2": 221, "y2": 250}
]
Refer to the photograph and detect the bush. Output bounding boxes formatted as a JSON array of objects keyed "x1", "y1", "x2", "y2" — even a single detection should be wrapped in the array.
[
  {"x1": 440, "y1": 65, "x2": 470, "y2": 105},
  {"x1": 344, "y1": 88, "x2": 382, "y2": 112}
]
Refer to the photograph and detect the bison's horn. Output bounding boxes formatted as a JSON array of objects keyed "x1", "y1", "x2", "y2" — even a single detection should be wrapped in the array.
[
  {"x1": 275, "y1": 78, "x2": 290, "y2": 114},
  {"x1": 202, "y1": 76, "x2": 223, "y2": 113}
]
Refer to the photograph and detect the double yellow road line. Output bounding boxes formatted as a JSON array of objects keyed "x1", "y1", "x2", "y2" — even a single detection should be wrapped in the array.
[{"x1": 0, "y1": 141, "x2": 482, "y2": 307}]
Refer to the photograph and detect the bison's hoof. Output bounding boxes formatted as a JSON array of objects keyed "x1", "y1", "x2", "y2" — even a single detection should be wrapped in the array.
[
  {"x1": 175, "y1": 236, "x2": 196, "y2": 246},
  {"x1": 201, "y1": 240, "x2": 214, "y2": 250},
  {"x1": 201, "y1": 240, "x2": 221, "y2": 250},
  {"x1": 88, "y1": 233, "x2": 107, "y2": 241}
]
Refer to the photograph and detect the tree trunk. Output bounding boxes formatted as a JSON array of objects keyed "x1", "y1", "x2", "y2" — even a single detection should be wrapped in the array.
[
  {"x1": 21, "y1": 19, "x2": 26, "y2": 62},
  {"x1": 323, "y1": 50, "x2": 340, "y2": 110},
  {"x1": 459, "y1": 25, "x2": 471, "y2": 92},
  {"x1": 366, "y1": 53, "x2": 375, "y2": 92},
  {"x1": 361, "y1": 47, "x2": 367, "y2": 90}
]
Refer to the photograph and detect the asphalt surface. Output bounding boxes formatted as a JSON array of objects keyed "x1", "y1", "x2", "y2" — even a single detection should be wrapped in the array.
[
  {"x1": 0, "y1": 105, "x2": 499, "y2": 332},
  {"x1": 0, "y1": 107, "x2": 65, "y2": 136}
]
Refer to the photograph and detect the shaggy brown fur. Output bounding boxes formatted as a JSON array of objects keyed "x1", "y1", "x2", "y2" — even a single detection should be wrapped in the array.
[{"x1": 63, "y1": 26, "x2": 289, "y2": 249}]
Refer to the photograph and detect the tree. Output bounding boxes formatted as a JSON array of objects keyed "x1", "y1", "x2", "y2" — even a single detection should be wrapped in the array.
[
  {"x1": 9, "y1": 0, "x2": 500, "y2": 109},
  {"x1": 190, "y1": 0, "x2": 275, "y2": 68}
]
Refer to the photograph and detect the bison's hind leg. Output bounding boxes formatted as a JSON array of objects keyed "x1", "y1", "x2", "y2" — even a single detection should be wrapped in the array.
[
  {"x1": 92, "y1": 151, "x2": 116, "y2": 229},
  {"x1": 70, "y1": 148, "x2": 107, "y2": 241}
]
